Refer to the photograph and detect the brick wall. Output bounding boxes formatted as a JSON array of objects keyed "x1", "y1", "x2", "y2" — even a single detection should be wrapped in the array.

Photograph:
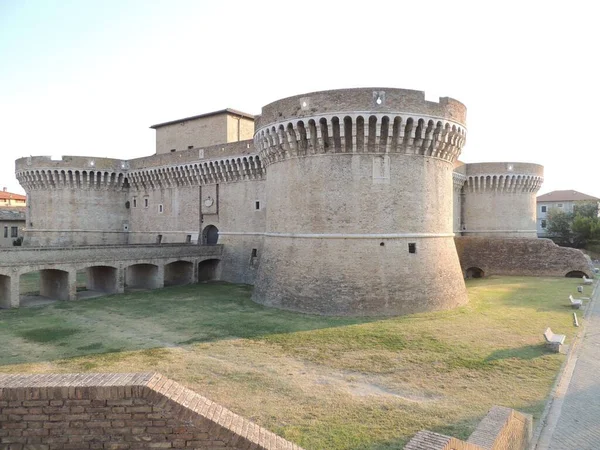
[
  {"x1": 0, "y1": 373, "x2": 303, "y2": 450},
  {"x1": 455, "y1": 236, "x2": 593, "y2": 278},
  {"x1": 405, "y1": 406, "x2": 532, "y2": 450}
]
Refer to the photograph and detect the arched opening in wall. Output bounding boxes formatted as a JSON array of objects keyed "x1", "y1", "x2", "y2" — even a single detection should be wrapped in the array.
[
  {"x1": 319, "y1": 118, "x2": 330, "y2": 151},
  {"x1": 465, "y1": 267, "x2": 485, "y2": 279},
  {"x1": 308, "y1": 119, "x2": 317, "y2": 152},
  {"x1": 125, "y1": 264, "x2": 160, "y2": 290},
  {"x1": 566, "y1": 270, "x2": 589, "y2": 278},
  {"x1": 367, "y1": 116, "x2": 377, "y2": 151},
  {"x1": 392, "y1": 116, "x2": 402, "y2": 151},
  {"x1": 19, "y1": 269, "x2": 75, "y2": 306},
  {"x1": 198, "y1": 259, "x2": 220, "y2": 282},
  {"x1": 356, "y1": 116, "x2": 365, "y2": 152},
  {"x1": 331, "y1": 117, "x2": 341, "y2": 152},
  {"x1": 202, "y1": 225, "x2": 219, "y2": 245},
  {"x1": 0, "y1": 274, "x2": 11, "y2": 309},
  {"x1": 164, "y1": 261, "x2": 194, "y2": 286},
  {"x1": 343, "y1": 116, "x2": 353, "y2": 152},
  {"x1": 83, "y1": 266, "x2": 119, "y2": 299}
]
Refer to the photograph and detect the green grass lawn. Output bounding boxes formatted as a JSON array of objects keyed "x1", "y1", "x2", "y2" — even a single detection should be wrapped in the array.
[{"x1": 0, "y1": 276, "x2": 590, "y2": 449}]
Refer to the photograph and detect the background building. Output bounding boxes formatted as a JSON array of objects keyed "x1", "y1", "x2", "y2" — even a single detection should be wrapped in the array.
[
  {"x1": 0, "y1": 209, "x2": 25, "y2": 248},
  {"x1": 537, "y1": 190, "x2": 600, "y2": 236},
  {"x1": 0, "y1": 188, "x2": 26, "y2": 208}
]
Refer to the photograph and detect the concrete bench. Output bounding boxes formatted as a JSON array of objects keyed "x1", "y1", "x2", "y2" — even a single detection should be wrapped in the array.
[
  {"x1": 544, "y1": 327, "x2": 565, "y2": 352},
  {"x1": 569, "y1": 295, "x2": 583, "y2": 309},
  {"x1": 583, "y1": 276, "x2": 594, "y2": 285}
]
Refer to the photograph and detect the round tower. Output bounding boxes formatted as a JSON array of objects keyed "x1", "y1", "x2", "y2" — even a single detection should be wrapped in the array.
[
  {"x1": 15, "y1": 156, "x2": 130, "y2": 246},
  {"x1": 253, "y1": 88, "x2": 469, "y2": 316},
  {"x1": 461, "y1": 162, "x2": 544, "y2": 238}
]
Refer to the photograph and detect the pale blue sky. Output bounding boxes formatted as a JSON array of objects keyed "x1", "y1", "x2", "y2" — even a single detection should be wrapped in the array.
[{"x1": 1, "y1": 0, "x2": 598, "y2": 197}]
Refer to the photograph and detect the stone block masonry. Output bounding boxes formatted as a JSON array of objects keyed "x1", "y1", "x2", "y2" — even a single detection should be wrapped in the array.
[
  {"x1": 405, "y1": 406, "x2": 532, "y2": 450},
  {"x1": 0, "y1": 372, "x2": 303, "y2": 450}
]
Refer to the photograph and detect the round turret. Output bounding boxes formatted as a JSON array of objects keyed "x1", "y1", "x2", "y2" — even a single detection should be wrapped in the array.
[
  {"x1": 15, "y1": 156, "x2": 130, "y2": 246},
  {"x1": 461, "y1": 162, "x2": 544, "y2": 238},
  {"x1": 252, "y1": 88, "x2": 469, "y2": 316}
]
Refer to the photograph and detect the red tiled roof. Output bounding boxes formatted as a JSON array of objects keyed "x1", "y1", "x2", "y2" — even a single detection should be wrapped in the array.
[
  {"x1": 537, "y1": 190, "x2": 599, "y2": 202},
  {"x1": 0, "y1": 190, "x2": 26, "y2": 201}
]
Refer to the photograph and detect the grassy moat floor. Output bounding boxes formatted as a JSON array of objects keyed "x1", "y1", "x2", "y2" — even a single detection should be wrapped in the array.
[{"x1": 0, "y1": 276, "x2": 589, "y2": 449}]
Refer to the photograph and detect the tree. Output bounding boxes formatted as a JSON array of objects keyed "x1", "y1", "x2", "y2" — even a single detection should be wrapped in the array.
[
  {"x1": 573, "y1": 201, "x2": 599, "y2": 219},
  {"x1": 546, "y1": 209, "x2": 573, "y2": 245},
  {"x1": 547, "y1": 203, "x2": 600, "y2": 248}
]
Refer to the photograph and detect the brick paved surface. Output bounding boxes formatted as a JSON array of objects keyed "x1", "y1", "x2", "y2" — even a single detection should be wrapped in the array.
[{"x1": 537, "y1": 282, "x2": 600, "y2": 449}]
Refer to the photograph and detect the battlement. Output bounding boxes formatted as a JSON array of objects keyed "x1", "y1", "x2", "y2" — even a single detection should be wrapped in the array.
[
  {"x1": 463, "y1": 162, "x2": 544, "y2": 193},
  {"x1": 128, "y1": 154, "x2": 264, "y2": 191},
  {"x1": 254, "y1": 88, "x2": 466, "y2": 167},
  {"x1": 257, "y1": 88, "x2": 466, "y2": 127},
  {"x1": 255, "y1": 113, "x2": 466, "y2": 167},
  {"x1": 15, "y1": 155, "x2": 129, "y2": 191}
]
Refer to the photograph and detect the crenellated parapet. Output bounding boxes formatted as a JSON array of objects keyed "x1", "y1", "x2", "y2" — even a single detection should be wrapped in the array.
[
  {"x1": 463, "y1": 162, "x2": 544, "y2": 194},
  {"x1": 15, "y1": 156, "x2": 129, "y2": 192},
  {"x1": 452, "y1": 172, "x2": 467, "y2": 191},
  {"x1": 464, "y1": 174, "x2": 543, "y2": 193},
  {"x1": 127, "y1": 155, "x2": 264, "y2": 191},
  {"x1": 254, "y1": 88, "x2": 467, "y2": 167},
  {"x1": 460, "y1": 162, "x2": 544, "y2": 238},
  {"x1": 255, "y1": 113, "x2": 466, "y2": 166}
]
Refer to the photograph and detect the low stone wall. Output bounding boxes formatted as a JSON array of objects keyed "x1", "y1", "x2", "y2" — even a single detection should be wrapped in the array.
[
  {"x1": 455, "y1": 237, "x2": 593, "y2": 278},
  {"x1": 0, "y1": 372, "x2": 303, "y2": 450},
  {"x1": 405, "y1": 406, "x2": 532, "y2": 450}
]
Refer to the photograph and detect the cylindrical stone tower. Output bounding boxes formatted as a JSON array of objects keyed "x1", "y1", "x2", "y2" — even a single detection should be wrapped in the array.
[
  {"x1": 15, "y1": 156, "x2": 130, "y2": 246},
  {"x1": 252, "y1": 88, "x2": 469, "y2": 316},
  {"x1": 462, "y1": 162, "x2": 544, "y2": 238}
]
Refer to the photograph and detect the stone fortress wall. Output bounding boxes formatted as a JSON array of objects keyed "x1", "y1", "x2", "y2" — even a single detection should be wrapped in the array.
[
  {"x1": 252, "y1": 88, "x2": 469, "y2": 315},
  {"x1": 9, "y1": 87, "x2": 594, "y2": 314}
]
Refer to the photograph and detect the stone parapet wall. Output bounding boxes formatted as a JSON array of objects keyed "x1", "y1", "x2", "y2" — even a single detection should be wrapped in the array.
[
  {"x1": 405, "y1": 406, "x2": 532, "y2": 450},
  {"x1": 0, "y1": 244, "x2": 222, "y2": 268},
  {"x1": 0, "y1": 372, "x2": 302, "y2": 450},
  {"x1": 455, "y1": 237, "x2": 593, "y2": 277},
  {"x1": 257, "y1": 88, "x2": 467, "y2": 127}
]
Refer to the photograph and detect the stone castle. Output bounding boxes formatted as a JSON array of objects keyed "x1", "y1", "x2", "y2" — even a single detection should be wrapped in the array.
[{"x1": 2, "y1": 87, "x2": 591, "y2": 313}]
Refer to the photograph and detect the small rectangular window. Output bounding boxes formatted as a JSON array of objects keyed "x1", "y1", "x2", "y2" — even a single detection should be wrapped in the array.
[
  {"x1": 170, "y1": 149, "x2": 176, "y2": 153},
  {"x1": 557, "y1": 203, "x2": 563, "y2": 208},
  {"x1": 541, "y1": 219, "x2": 547, "y2": 229},
  {"x1": 133, "y1": 198, "x2": 137, "y2": 208},
  {"x1": 255, "y1": 201, "x2": 260, "y2": 210},
  {"x1": 251, "y1": 248, "x2": 258, "y2": 258},
  {"x1": 408, "y1": 243, "x2": 417, "y2": 254},
  {"x1": 188, "y1": 145, "x2": 194, "y2": 149},
  {"x1": 3, "y1": 226, "x2": 7, "y2": 238},
  {"x1": 11, "y1": 226, "x2": 18, "y2": 238},
  {"x1": 144, "y1": 198, "x2": 149, "y2": 208},
  {"x1": 156, "y1": 234, "x2": 163, "y2": 244},
  {"x1": 158, "y1": 204, "x2": 163, "y2": 213},
  {"x1": 541, "y1": 205, "x2": 546, "y2": 213},
  {"x1": 186, "y1": 234, "x2": 192, "y2": 243}
]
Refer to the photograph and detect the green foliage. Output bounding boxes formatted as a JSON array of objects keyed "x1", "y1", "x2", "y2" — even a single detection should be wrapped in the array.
[
  {"x1": 573, "y1": 201, "x2": 599, "y2": 219},
  {"x1": 547, "y1": 202, "x2": 600, "y2": 248},
  {"x1": 546, "y1": 209, "x2": 573, "y2": 245}
]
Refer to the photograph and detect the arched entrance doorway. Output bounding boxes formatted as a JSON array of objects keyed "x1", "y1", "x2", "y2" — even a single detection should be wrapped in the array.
[
  {"x1": 465, "y1": 267, "x2": 485, "y2": 279},
  {"x1": 203, "y1": 225, "x2": 219, "y2": 245}
]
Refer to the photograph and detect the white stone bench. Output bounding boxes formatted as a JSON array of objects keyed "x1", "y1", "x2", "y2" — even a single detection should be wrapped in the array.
[
  {"x1": 544, "y1": 327, "x2": 565, "y2": 352},
  {"x1": 583, "y1": 275, "x2": 594, "y2": 285},
  {"x1": 569, "y1": 295, "x2": 583, "y2": 309}
]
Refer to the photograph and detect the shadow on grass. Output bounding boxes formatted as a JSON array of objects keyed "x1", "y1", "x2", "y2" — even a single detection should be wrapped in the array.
[
  {"x1": 0, "y1": 282, "x2": 373, "y2": 366},
  {"x1": 485, "y1": 344, "x2": 548, "y2": 362}
]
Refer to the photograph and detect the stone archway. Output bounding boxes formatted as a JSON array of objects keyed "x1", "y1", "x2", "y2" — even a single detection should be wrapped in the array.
[
  {"x1": 198, "y1": 259, "x2": 220, "y2": 282},
  {"x1": 465, "y1": 267, "x2": 485, "y2": 279},
  {"x1": 202, "y1": 225, "x2": 219, "y2": 245}
]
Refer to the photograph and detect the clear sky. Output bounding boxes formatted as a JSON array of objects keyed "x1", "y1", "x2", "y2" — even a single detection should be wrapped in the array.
[{"x1": 1, "y1": 0, "x2": 598, "y2": 197}]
